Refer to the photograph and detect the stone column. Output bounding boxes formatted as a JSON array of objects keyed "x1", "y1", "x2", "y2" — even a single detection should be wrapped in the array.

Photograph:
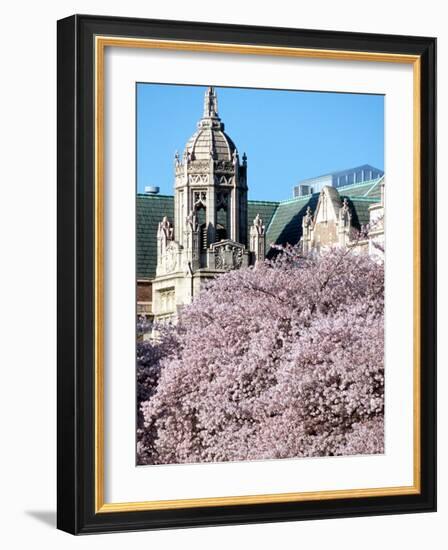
[
  {"x1": 184, "y1": 209, "x2": 201, "y2": 272},
  {"x1": 230, "y1": 151, "x2": 239, "y2": 242},
  {"x1": 206, "y1": 160, "x2": 216, "y2": 246}
]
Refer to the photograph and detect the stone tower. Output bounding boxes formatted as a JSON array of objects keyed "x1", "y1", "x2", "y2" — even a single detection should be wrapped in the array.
[{"x1": 152, "y1": 86, "x2": 265, "y2": 322}]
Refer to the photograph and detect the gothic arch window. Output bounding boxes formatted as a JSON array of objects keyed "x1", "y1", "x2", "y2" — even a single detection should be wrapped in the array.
[
  {"x1": 193, "y1": 190, "x2": 206, "y2": 208},
  {"x1": 216, "y1": 191, "x2": 229, "y2": 242},
  {"x1": 195, "y1": 204, "x2": 207, "y2": 250}
]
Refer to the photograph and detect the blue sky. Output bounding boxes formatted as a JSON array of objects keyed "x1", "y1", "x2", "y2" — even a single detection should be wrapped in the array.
[{"x1": 137, "y1": 84, "x2": 384, "y2": 202}]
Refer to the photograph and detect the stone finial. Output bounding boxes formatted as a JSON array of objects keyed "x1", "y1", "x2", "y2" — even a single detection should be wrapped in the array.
[
  {"x1": 203, "y1": 86, "x2": 219, "y2": 118},
  {"x1": 303, "y1": 206, "x2": 313, "y2": 227},
  {"x1": 242, "y1": 152, "x2": 247, "y2": 166},
  {"x1": 340, "y1": 197, "x2": 351, "y2": 225},
  {"x1": 157, "y1": 216, "x2": 173, "y2": 241},
  {"x1": 250, "y1": 214, "x2": 266, "y2": 263},
  {"x1": 251, "y1": 213, "x2": 265, "y2": 236}
]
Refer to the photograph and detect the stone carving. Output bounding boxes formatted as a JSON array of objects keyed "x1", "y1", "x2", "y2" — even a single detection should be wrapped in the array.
[
  {"x1": 159, "y1": 288, "x2": 175, "y2": 314},
  {"x1": 340, "y1": 198, "x2": 351, "y2": 225},
  {"x1": 213, "y1": 241, "x2": 244, "y2": 271},
  {"x1": 303, "y1": 206, "x2": 313, "y2": 227},
  {"x1": 215, "y1": 174, "x2": 234, "y2": 186},
  {"x1": 301, "y1": 207, "x2": 314, "y2": 255},
  {"x1": 186, "y1": 209, "x2": 199, "y2": 232},
  {"x1": 189, "y1": 173, "x2": 208, "y2": 185},
  {"x1": 214, "y1": 160, "x2": 234, "y2": 172},
  {"x1": 251, "y1": 213, "x2": 265, "y2": 236},
  {"x1": 165, "y1": 243, "x2": 178, "y2": 272},
  {"x1": 203, "y1": 86, "x2": 218, "y2": 118},
  {"x1": 249, "y1": 214, "x2": 266, "y2": 263},
  {"x1": 187, "y1": 160, "x2": 210, "y2": 173},
  {"x1": 157, "y1": 216, "x2": 173, "y2": 242}
]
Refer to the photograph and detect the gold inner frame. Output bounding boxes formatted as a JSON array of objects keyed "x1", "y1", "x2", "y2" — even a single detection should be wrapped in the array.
[{"x1": 94, "y1": 36, "x2": 421, "y2": 513}]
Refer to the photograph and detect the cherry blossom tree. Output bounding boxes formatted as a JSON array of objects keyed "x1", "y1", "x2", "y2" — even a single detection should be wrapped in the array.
[
  {"x1": 136, "y1": 321, "x2": 178, "y2": 464},
  {"x1": 137, "y1": 245, "x2": 384, "y2": 465}
]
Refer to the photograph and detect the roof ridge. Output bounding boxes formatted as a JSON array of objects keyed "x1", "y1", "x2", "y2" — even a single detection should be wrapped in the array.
[
  {"x1": 248, "y1": 199, "x2": 280, "y2": 205},
  {"x1": 345, "y1": 196, "x2": 381, "y2": 203},
  {"x1": 336, "y1": 176, "x2": 383, "y2": 192},
  {"x1": 278, "y1": 193, "x2": 317, "y2": 204},
  {"x1": 137, "y1": 193, "x2": 282, "y2": 205},
  {"x1": 137, "y1": 193, "x2": 174, "y2": 198},
  {"x1": 363, "y1": 175, "x2": 385, "y2": 197}
]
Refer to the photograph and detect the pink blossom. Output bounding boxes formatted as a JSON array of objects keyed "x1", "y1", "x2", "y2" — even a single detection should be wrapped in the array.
[{"x1": 138, "y1": 246, "x2": 384, "y2": 465}]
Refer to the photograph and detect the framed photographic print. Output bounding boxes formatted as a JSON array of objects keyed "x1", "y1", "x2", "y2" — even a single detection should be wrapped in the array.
[{"x1": 57, "y1": 14, "x2": 436, "y2": 534}]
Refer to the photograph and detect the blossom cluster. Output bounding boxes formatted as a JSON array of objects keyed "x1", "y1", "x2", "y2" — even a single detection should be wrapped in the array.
[{"x1": 137, "y1": 246, "x2": 384, "y2": 465}]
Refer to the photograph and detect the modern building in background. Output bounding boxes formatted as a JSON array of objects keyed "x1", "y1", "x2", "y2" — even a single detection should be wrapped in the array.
[
  {"x1": 137, "y1": 88, "x2": 385, "y2": 322},
  {"x1": 294, "y1": 164, "x2": 384, "y2": 197}
]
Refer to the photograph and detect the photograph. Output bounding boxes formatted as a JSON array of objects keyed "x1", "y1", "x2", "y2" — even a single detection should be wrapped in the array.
[
  {"x1": 135, "y1": 83, "x2": 386, "y2": 466},
  {"x1": 53, "y1": 12, "x2": 436, "y2": 535},
  {"x1": 0, "y1": 0, "x2": 442, "y2": 543}
]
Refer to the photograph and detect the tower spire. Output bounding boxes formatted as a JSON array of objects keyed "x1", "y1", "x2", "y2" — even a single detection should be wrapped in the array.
[{"x1": 203, "y1": 86, "x2": 219, "y2": 118}]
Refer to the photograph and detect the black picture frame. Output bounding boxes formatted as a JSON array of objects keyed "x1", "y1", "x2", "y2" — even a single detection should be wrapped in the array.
[{"x1": 57, "y1": 14, "x2": 436, "y2": 534}]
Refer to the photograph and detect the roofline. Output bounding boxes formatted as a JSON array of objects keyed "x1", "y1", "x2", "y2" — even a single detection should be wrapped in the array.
[
  {"x1": 343, "y1": 196, "x2": 381, "y2": 203},
  {"x1": 276, "y1": 193, "x2": 319, "y2": 205},
  {"x1": 334, "y1": 175, "x2": 384, "y2": 193},
  {"x1": 137, "y1": 193, "x2": 280, "y2": 205},
  {"x1": 247, "y1": 199, "x2": 280, "y2": 205},
  {"x1": 137, "y1": 193, "x2": 175, "y2": 199},
  {"x1": 362, "y1": 175, "x2": 385, "y2": 197}
]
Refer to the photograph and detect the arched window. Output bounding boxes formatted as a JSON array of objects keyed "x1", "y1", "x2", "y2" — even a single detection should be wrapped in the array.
[
  {"x1": 216, "y1": 192, "x2": 229, "y2": 242},
  {"x1": 195, "y1": 205, "x2": 207, "y2": 250}
]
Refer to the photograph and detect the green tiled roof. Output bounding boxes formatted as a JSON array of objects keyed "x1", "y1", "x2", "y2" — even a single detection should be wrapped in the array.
[
  {"x1": 265, "y1": 194, "x2": 319, "y2": 255},
  {"x1": 337, "y1": 176, "x2": 383, "y2": 199},
  {"x1": 362, "y1": 177, "x2": 383, "y2": 199},
  {"x1": 338, "y1": 176, "x2": 383, "y2": 227},
  {"x1": 137, "y1": 195, "x2": 174, "y2": 279},
  {"x1": 247, "y1": 200, "x2": 279, "y2": 231},
  {"x1": 342, "y1": 197, "x2": 379, "y2": 227},
  {"x1": 136, "y1": 176, "x2": 383, "y2": 278}
]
